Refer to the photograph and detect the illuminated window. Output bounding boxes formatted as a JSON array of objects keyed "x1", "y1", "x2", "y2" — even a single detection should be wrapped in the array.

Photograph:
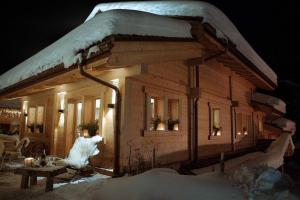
[
  {"x1": 76, "y1": 102, "x2": 82, "y2": 134},
  {"x1": 27, "y1": 107, "x2": 36, "y2": 133},
  {"x1": 149, "y1": 96, "x2": 165, "y2": 131},
  {"x1": 36, "y1": 106, "x2": 44, "y2": 133},
  {"x1": 168, "y1": 99, "x2": 179, "y2": 131},
  {"x1": 236, "y1": 113, "x2": 242, "y2": 136},
  {"x1": 146, "y1": 93, "x2": 181, "y2": 132},
  {"x1": 27, "y1": 106, "x2": 45, "y2": 134},
  {"x1": 212, "y1": 108, "x2": 221, "y2": 136},
  {"x1": 95, "y1": 99, "x2": 101, "y2": 120}
]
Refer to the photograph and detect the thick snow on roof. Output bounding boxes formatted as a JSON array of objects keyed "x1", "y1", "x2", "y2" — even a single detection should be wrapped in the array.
[
  {"x1": 272, "y1": 118, "x2": 296, "y2": 135},
  {"x1": 252, "y1": 92, "x2": 286, "y2": 114},
  {"x1": 0, "y1": 10, "x2": 191, "y2": 90},
  {"x1": 86, "y1": 1, "x2": 277, "y2": 85}
]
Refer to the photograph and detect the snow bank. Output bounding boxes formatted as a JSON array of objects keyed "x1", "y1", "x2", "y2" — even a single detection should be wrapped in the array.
[
  {"x1": 42, "y1": 168, "x2": 243, "y2": 200},
  {"x1": 271, "y1": 118, "x2": 296, "y2": 135},
  {"x1": 0, "y1": 9, "x2": 192, "y2": 90},
  {"x1": 252, "y1": 92, "x2": 286, "y2": 114},
  {"x1": 86, "y1": 1, "x2": 277, "y2": 85},
  {"x1": 56, "y1": 135, "x2": 102, "y2": 169},
  {"x1": 193, "y1": 133, "x2": 294, "y2": 175}
]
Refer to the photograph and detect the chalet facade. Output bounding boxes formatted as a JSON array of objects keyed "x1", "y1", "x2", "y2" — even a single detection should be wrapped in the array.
[{"x1": 0, "y1": 1, "x2": 295, "y2": 175}]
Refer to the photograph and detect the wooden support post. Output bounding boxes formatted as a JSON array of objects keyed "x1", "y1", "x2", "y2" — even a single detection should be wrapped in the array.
[
  {"x1": 30, "y1": 175, "x2": 37, "y2": 186},
  {"x1": 21, "y1": 175, "x2": 29, "y2": 189},
  {"x1": 45, "y1": 176, "x2": 54, "y2": 192}
]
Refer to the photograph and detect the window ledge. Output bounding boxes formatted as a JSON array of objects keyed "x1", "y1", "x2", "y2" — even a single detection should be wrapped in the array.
[{"x1": 143, "y1": 130, "x2": 182, "y2": 137}]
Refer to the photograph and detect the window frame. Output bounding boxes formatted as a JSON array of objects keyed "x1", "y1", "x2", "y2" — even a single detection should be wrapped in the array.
[{"x1": 144, "y1": 87, "x2": 182, "y2": 136}]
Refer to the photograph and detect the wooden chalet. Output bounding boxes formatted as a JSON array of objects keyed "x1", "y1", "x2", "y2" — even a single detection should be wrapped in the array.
[{"x1": 0, "y1": 1, "x2": 295, "y2": 175}]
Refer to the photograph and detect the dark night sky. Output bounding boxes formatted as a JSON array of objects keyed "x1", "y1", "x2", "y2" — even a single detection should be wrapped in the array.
[{"x1": 0, "y1": 0, "x2": 299, "y2": 83}]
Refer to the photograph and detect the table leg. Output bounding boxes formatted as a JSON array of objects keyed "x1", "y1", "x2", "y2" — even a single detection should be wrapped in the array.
[
  {"x1": 45, "y1": 176, "x2": 53, "y2": 192},
  {"x1": 21, "y1": 175, "x2": 29, "y2": 189},
  {"x1": 30, "y1": 175, "x2": 37, "y2": 186}
]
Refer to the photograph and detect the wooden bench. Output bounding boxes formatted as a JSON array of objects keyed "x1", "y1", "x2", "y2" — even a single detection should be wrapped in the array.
[{"x1": 15, "y1": 166, "x2": 67, "y2": 192}]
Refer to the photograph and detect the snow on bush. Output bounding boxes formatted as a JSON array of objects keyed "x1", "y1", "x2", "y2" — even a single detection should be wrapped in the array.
[{"x1": 230, "y1": 165, "x2": 295, "y2": 199}]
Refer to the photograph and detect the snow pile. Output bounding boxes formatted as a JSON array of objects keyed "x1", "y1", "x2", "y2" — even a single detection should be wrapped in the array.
[
  {"x1": 193, "y1": 133, "x2": 294, "y2": 175},
  {"x1": 252, "y1": 92, "x2": 286, "y2": 114},
  {"x1": 56, "y1": 135, "x2": 102, "y2": 169},
  {"x1": 86, "y1": 1, "x2": 277, "y2": 85},
  {"x1": 0, "y1": 9, "x2": 192, "y2": 90},
  {"x1": 271, "y1": 118, "x2": 296, "y2": 135},
  {"x1": 42, "y1": 168, "x2": 243, "y2": 200},
  {"x1": 231, "y1": 166, "x2": 294, "y2": 199}
]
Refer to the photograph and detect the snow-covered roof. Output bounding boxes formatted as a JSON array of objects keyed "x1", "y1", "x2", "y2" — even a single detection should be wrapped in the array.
[
  {"x1": 0, "y1": 9, "x2": 192, "y2": 90},
  {"x1": 252, "y1": 92, "x2": 286, "y2": 114},
  {"x1": 272, "y1": 118, "x2": 296, "y2": 135},
  {"x1": 86, "y1": 1, "x2": 277, "y2": 85}
]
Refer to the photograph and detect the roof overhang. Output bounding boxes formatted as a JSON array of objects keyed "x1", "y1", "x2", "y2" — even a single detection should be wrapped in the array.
[
  {"x1": 200, "y1": 23, "x2": 276, "y2": 90},
  {"x1": 0, "y1": 37, "x2": 202, "y2": 98},
  {"x1": 251, "y1": 100, "x2": 285, "y2": 118}
]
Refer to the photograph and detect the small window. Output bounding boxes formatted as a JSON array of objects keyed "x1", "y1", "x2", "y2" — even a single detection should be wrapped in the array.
[
  {"x1": 167, "y1": 99, "x2": 179, "y2": 131},
  {"x1": 95, "y1": 99, "x2": 101, "y2": 121},
  {"x1": 236, "y1": 113, "x2": 242, "y2": 136},
  {"x1": 145, "y1": 90, "x2": 181, "y2": 133},
  {"x1": 36, "y1": 106, "x2": 44, "y2": 133},
  {"x1": 27, "y1": 106, "x2": 45, "y2": 134},
  {"x1": 27, "y1": 107, "x2": 36, "y2": 133},
  {"x1": 149, "y1": 96, "x2": 165, "y2": 131},
  {"x1": 76, "y1": 102, "x2": 82, "y2": 134},
  {"x1": 236, "y1": 113, "x2": 251, "y2": 136},
  {"x1": 211, "y1": 108, "x2": 221, "y2": 136}
]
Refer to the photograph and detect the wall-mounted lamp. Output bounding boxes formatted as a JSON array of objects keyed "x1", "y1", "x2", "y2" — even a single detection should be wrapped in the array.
[
  {"x1": 58, "y1": 109, "x2": 64, "y2": 113},
  {"x1": 107, "y1": 103, "x2": 115, "y2": 109}
]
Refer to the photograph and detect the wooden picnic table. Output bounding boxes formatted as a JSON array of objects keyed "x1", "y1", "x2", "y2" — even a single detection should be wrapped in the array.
[{"x1": 15, "y1": 166, "x2": 67, "y2": 192}]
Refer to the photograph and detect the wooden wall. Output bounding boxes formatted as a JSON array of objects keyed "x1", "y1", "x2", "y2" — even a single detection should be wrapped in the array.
[
  {"x1": 21, "y1": 90, "x2": 55, "y2": 154},
  {"x1": 197, "y1": 62, "x2": 233, "y2": 158},
  {"x1": 197, "y1": 60, "x2": 257, "y2": 159},
  {"x1": 121, "y1": 61, "x2": 189, "y2": 171}
]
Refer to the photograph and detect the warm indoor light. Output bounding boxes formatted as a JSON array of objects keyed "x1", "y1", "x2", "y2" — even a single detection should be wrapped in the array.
[
  {"x1": 216, "y1": 130, "x2": 221, "y2": 136},
  {"x1": 156, "y1": 122, "x2": 165, "y2": 131},
  {"x1": 237, "y1": 132, "x2": 241, "y2": 135},
  {"x1": 173, "y1": 123, "x2": 179, "y2": 131}
]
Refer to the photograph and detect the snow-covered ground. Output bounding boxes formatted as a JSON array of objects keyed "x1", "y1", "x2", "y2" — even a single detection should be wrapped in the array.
[
  {"x1": 252, "y1": 92, "x2": 286, "y2": 114},
  {"x1": 193, "y1": 132, "x2": 295, "y2": 175},
  {"x1": 1, "y1": 167, "x2": 297, "y2": 200}
]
